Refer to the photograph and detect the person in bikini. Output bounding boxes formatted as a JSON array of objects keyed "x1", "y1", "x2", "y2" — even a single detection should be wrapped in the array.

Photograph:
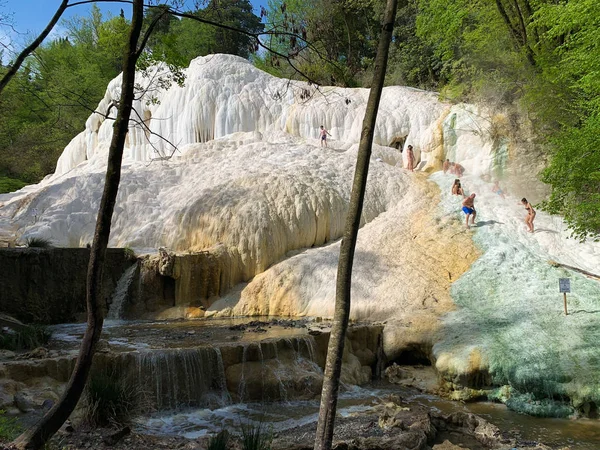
[
  {"x1": 462, "y1": 193, "x2": 476, "y2": 228},
  {"x1": 319, "y1": 125, "x2": 331, "y2": 147},
  {"x1": 521, "y1": 198, "x2": 536, "y2": 233},
  {"x1": 452, "y1": 179, "x2": 464, "y2": 196}
]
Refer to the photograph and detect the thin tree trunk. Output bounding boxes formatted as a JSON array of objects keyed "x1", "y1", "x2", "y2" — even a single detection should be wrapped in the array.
[
  {"x1": 0, "y1": 0, "x2": 68, "y2": 96},
  {"x1": 11, "y1": 1, "x2": 145, "y2": 449},
  {"x1": 313, "y1": 0, "x2": 399, "y2": 449}
]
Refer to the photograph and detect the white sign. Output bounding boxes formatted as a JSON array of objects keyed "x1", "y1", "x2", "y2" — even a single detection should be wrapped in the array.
[{"x1": 559, "y1": 278, "x2": 571, "y2": 293}]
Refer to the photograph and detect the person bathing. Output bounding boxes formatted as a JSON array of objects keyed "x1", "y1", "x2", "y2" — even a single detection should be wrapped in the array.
[
  {"x1": 521, "y1": 198, "x2": 536, "y2": 233},
  {"x1": 462, "y1": 193, "x2": 476, "y2": 228}
]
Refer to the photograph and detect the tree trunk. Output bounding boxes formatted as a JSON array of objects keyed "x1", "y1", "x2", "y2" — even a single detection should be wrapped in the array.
[
  {"x1": 0, "y1": 0, "x2": 68, "y2": 96},
  {"x1": 313, "y1": 0, "x2": 399, "y2": 449},
  {"x1": 11, "y1": 1, "x2": 145, "y2": 448}
]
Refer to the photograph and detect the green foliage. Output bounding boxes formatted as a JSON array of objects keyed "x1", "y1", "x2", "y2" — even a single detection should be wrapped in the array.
[
  {"x1": 145, "y1": 0, "x2": 264, "y2": 68},
  {"x1": 123, "y1": 247, "x2": 136, "y2": 261},
  {"x1": 82, "y1": 371, "x2": 145, "y2": 427},
  {"x1": 0, "y1": 410, "x2": 22, "y2": 443},
  {"x1": 0, "y1": 176, "x2": 27, "y2": 194},
  {"x1": 208, "y1": 429, "x2": 230, "y2": 450},
  {"x1": 25, "y1": 236, "x2": 53, "y2": 248},
  {"x1": 239, "y1": 420, "x2": 273, "y2": 450},
  {"x1": 0, "y1": 326, "x2": 52, "y2": 351},
  {"x1": 540, "y1": 114, "x2": 600, "y2": 240},
  {"x1": 0, "y1": 2, "x2": 263, "y2": 184}
]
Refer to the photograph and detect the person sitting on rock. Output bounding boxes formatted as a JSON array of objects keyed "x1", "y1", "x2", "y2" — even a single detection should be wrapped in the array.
[
  {"x1": 452, "y1": 179, "x2": 464, "y2": 196},
  {"x1": 462, "y1": 193, "x2": 476, "y2": 228},
  {"x1": 454, "y1": 162, "x2": 465, "y2": 177},
  {"x1": 443, "y1": 159, "x2": 451, "y2": 174}
]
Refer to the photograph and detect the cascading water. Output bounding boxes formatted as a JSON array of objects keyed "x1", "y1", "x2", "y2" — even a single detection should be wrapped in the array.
[
  {"x1": 101, "y1": 347, "x2": 229, "y2": 410},
  {"x1": 107, "y1": 263, "x2": 138, "y2": 320}
]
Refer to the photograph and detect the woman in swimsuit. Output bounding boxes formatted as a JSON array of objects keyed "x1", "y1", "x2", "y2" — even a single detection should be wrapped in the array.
[
  {"x1": 521, "y1": 198, "x2": 536, "y2": 233},
  {"x1": 451, "y1": 179, "x2": 464, "y2": 196}
]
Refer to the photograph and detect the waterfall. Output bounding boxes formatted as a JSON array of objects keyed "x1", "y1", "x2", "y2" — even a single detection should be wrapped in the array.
[
  {"x1": 105, "y1": 347, "x2": 229, "y2": 410},
  {"x1": 107, "y1": 263, "x2": 138, "y2": 319}
]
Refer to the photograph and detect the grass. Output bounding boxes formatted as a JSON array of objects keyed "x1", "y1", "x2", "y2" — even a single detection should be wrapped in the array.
[
  {"x1": 240, "y1": 420, "x2": 273, "y2": 450},
  {"x1": 0, "y1": 325, "x2": 52, "y2": 351},
  {"x1": 82, "y1": 370, "x2": 147, "y2": 427},
  {"x1": 25, "y1": 236, "x2": 53, "y2": 248},
  {"x1": 0, "y1": 409, "x2": 22, "y2": 443},
  {"x1": 207, "y1": 429, "x2": 230, "y2": 450},
  {"x1": 0, "y1": 176, "x2": 27, "y2": 194}
]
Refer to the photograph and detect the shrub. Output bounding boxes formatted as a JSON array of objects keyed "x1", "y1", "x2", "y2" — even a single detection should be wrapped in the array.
[
  {"x1": 123, "y1": 247, "x2": 136, "y2": 261},
  {"x1": 0, "y1": 326, "x2": 52, "y2": 351},
  {"x1": 239, "y1": 420, "x2": 273, "y2": 450},
  {"x1": 208, "y1": 429, "x2": 230, "y2": 450},
  {"x1": 82, "y1": 371, "x2": 146, "y2": 427},
  {"x1": 0, "y1": 177, "x2": 27, "y2": 194},
  {"x1": 25, "y1": 236, "x2": 53, "y2": 248}
]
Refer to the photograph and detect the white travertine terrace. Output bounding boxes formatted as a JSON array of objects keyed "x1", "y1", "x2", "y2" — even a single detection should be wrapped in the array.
[{"x1": 1, "y1": 54, "x2": 600, "y2": 407}]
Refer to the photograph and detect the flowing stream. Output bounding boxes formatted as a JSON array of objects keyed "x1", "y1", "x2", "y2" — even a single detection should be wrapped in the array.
[{"x1": 135, "y1": 382, "x2": 600, "y2": 448}]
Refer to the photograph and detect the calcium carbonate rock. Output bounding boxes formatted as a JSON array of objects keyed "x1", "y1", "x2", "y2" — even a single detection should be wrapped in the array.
[{"x1": 2, "y1": 54, "x2": 600, "y2": 410}]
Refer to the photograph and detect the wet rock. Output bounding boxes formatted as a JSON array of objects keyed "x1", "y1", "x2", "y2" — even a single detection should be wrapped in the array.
[
  {"x1": 0, "y1": 390, "x2": 13, "y2": 409},
  {"x1": 308, "y1": 329, "x2": 322, "y2": 336},
  {"x1": 96, "y1": 339, "x2": 111, "y2": 353},
  {"x1": 14, "y1": 392, "x2": 36, "y2": 412},
  {"x1": 431, "y1": 411, "x2": 502, "y2": 447},
  {"x1": 41, "y1": 399, "x2": 54, "y2": 410},
  {"x1": 16, "y1": 347, "x2": 48, "y2": 360},
  {"x1": 0, "y1": 349, "x2": 16, "y2": 360},
  {"x1": 102, "y1": 426, "x2": 130, "y2": 446},
  {"x1": 432, "y1": 440, "x2": 463, "y2": 450},
  {"x1": 158, "y1": 248, "x2": 175, "y2": 276},
  {"x1": 377, "y1": 401, "x2": 410, "y2": 429}
]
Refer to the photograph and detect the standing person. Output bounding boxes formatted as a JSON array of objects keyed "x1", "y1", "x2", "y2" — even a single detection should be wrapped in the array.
[
  {"x1": 443, "y1": 159, "x2": 451, "y2": 174},
  {"x1": 521, "y1": 198, "x2": 536, "y2": 233},
  {"x1": 454, "y1": 162, "x2": 465, "y2": 177},
  {"x1": 319, "y1": 125, "x2": 331, "y2": 148},
  {"x1": 406, "y1": 145, "x2": 415, "y2": 172},
  {"x1": 462, "y1": 193, "x2": 477, "y2": 228}
]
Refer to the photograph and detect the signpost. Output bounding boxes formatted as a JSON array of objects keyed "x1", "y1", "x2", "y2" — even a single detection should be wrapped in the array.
[{"x1": 559, "y1": 278, "x2": 571, "y2": 315}]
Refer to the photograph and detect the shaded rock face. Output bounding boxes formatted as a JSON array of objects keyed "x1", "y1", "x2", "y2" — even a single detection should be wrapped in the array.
[{"x1": 0, "y1": 248, "x2": 134, "y2": 324}]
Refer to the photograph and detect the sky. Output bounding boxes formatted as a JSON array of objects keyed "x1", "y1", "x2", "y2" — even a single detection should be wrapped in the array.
[{"x1": 1, "y1": 0, "x2": 266, "y2": 60}]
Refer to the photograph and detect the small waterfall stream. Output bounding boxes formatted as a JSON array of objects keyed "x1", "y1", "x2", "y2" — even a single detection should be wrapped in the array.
[
  {"x1": 107, "y1": 263, "x2": 138, "y2": 319},
  {"x1": 103, "y1": 347, "x2": 229, "y2": 410}
]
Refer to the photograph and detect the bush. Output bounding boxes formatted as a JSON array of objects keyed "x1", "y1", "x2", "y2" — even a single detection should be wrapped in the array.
[
  {"x1": 123, "y1": 247, "x2": 136, "y2": 261},
  {"x1": 208, "y1": 429, "x2": 230, "y2": 450},
  {"x1": 240, "y1": 420, "x2": 273, "y2": 450},
  {"x1": 82, "y1": 371, "x2": 146, "y2": 427},
  {"x1": 25, "y1": 236, "x2": 53, "y2": 248},
  {"x1": 0, "y1": 409, "x2": 22, "y2": 443},
  {"x1": 0, "y1": 176, "x2": 27, "y2": 194},
  {"x1": 0, "y1": 326, "x2": 52, "y2": 351}
]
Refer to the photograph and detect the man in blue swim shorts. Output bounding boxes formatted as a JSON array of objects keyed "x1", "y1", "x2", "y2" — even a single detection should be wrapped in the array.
[{"x1": 462, "y1": 193, "x2": 476, "y2": 228}]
